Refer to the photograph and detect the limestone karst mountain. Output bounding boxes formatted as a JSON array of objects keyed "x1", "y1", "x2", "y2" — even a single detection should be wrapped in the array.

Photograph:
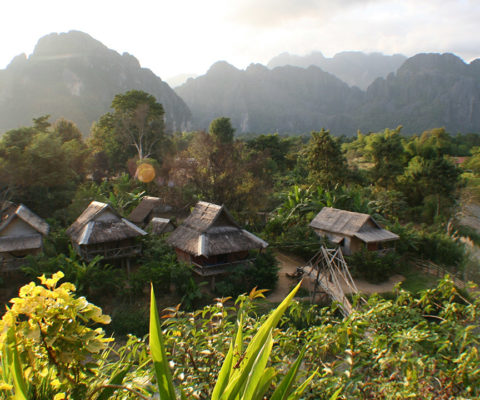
[
  {"x1": 267, "y1": 51, "x2": 407, "y2": 90},
  {"x1": 177, "y1": 53, "x2": 480, "y2": 135},
  {"x1": 175, "y1": 61, "x2": 364, "y2": 134},
  {"x1": 0, "y1": 31, "x2": 191, "y2": 134}
]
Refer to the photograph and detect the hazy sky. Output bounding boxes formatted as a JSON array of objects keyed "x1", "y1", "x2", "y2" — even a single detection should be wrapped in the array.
[{"x1": 2, "y1": 0, "x2": 479, "y2": 80}]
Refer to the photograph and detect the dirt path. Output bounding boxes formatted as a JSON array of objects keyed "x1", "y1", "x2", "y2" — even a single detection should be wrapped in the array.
[{"x1": 267, "y1": 251, "x2": 405, "y2": 303}]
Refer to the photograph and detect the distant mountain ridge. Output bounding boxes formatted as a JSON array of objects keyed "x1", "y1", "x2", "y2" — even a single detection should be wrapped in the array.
[
  {"x1": 176, "y1": 61, "x2": 363, "y2": 134},
  {"x1": 0, "y1": 31, "x2": 191, "y2": 134},
  {"x1": 1, "y1": 32, "x2": 479, "y2": 137},
  {"x1": 177, "y1": 53, "x2": 480, "y2": 135},
  {"x1": 267, "y1": 51, "x2": 407, "y2": 90},
  {"x1": 358, "y1": 53, "x2": 480, "y2": 133}
]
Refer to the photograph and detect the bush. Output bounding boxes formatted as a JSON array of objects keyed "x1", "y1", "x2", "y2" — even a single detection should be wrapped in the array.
[
  {"x1": 215, "y1": 250, "x2": 279, "y2": 297},
  {"x1": 347, "y1": 249, "x2": 400, "y2": 283},
  {"x1": 108, "y1": 303, "x2": 148, "y2": 337}
]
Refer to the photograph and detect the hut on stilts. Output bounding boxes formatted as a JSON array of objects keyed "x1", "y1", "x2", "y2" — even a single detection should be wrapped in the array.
[
  {"x1": 67, "y1": 201, "x2": 147, "y2": 269},
  {"x1": 309, "y1": 207, "x2": 399, "y2": 255},
  {"x1": 0, "y1": 203, "x2": 50, "y2": 271},
  {"x1": 167, "y1": 201, "x2": 268, "y2": 286}
]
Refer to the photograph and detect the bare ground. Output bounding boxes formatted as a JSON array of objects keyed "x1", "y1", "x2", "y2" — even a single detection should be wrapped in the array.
[{"x1": 267, "y1": 251, "x2": 405, "y2": 303}]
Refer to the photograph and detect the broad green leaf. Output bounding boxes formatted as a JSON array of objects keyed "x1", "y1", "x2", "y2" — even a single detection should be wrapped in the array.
[
  {"x1": 211, "y1": 342, "x2": 234, "y2": 400},
  {"x1": 271, "y1": 346, "x2": 307, "y2": 400},
  {"x1": 11, "y1": 340, "x2": 29, "y2": 400},
  {"x1": 221, "y1": 281, "x2": 302, "y2": 400},
  {"x1": 327, "y1": 386, "x2": 343, "y2": 400},
  {"x1": 232, "y1": 312, "x2": 244, "y2": 370},
  {"x1": 213, "y1": 307, "x2": 245, "y2": 400},
  {"x1": 242, "y1": 332, "x2": 273, "y2": 400},
  {"x1": 150, "y1": 284, "x2": 177, "y2": 400},
  {"x1": 286, "y1": 369, "x2": 318, "y2": 400},
  {"x1": 252, "y1": 367, "x2": 276, "y2": 400}
]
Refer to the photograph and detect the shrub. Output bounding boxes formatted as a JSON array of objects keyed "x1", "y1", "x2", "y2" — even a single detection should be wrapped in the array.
[
  {"x1": 347, "y1": 249, "x2": 400, "y2": 283},
  {"x1": 108, "y1": 303, "x2": 149, "y2": 337},
  {"x1": 215, "y1": 250, "x2": 279, "y2": 297}
]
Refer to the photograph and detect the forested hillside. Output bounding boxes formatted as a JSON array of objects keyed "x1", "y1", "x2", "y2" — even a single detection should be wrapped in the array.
[{"x1": 1, "y1": 109, "x2": 480, "y2": 397}]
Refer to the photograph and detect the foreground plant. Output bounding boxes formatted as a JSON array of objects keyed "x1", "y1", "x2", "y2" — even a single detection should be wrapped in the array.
[
  {"x1": 150, "y1": 281, "x2": 317, "y2": 399},
  {"x1": 0, "y1": 274, "x2": 316, "y2": 399},
  {"x1": 0, "y1": 271, "x2": 112, "y2": 399}
]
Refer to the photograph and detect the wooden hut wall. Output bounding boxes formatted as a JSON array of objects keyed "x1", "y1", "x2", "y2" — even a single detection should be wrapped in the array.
[
  {"x1": 0, "y1": 219, "x2": 37, "y2": 237},
  {"x1": 347, "y1": 237, "x2": 364, "y2": 255},
  {"x1": 191, "y1": 250, "x2": 250, "y2": 267},
  {"x1": 175, "y1": 248, "x2": 192, "y2": 263}
]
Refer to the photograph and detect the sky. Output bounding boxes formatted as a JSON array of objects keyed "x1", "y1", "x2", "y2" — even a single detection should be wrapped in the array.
[{"x1": 2, "y1": 0, "x2": 479, "y2": 82}]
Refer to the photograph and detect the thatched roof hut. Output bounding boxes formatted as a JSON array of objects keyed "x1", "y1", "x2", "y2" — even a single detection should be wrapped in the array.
[
  {"x1": 67, "y1": 201, "x2": 147, "y2": 262},
  {"x1": 0, "y1": 204, "x2": 50, "y2": 269},
  {"x1": 167, "y1": 201, "x2": 268, "y2": 275},
  {"x1": 128, "y1": 196, "x2": 170, "y2": 227},
  {"x1": 310, "y1": 207, "x2": 399, "y2": 255},
  {"x1": 148, "y1": 217, "x2": 175, "y2": 235}
]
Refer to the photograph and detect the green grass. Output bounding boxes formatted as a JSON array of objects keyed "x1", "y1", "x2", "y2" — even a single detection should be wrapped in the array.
[{"x1": 400, "y1": 266, "x2": 439, "y2": 293}]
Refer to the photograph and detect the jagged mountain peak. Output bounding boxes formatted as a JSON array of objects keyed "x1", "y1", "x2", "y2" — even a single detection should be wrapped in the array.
[
  {"x1": 31, "y1": 31, "x2": 108, "y2": 57},
  {"x1": 0, "y1": 31, "x2": 191, "y2": 134},
  {"x1": 398, "y1": 52, "x2": 468, "y2": 76},
  {"x1": 207, "y1": 61, "x2": 239, "y2": 74}
]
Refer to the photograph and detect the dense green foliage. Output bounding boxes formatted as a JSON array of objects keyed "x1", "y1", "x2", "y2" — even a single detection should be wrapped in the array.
[
  {"x1": 1, "y1": 273, "x2": 478, "y2": 399},
  {"x1": 2, "y1": 80, "x2": 480, "y2": 399}
]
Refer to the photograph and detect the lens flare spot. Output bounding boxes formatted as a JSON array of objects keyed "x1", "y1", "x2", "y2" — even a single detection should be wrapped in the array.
[{"x1": 136, "y1": 163, "x2": 156, "y2": 183}]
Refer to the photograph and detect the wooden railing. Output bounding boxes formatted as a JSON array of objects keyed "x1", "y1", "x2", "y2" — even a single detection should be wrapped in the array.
[
  {"x1": 415, "y1": 260, "x2": 466, "y2": 288},
  {"x1": 0, "y1": 257, "x2": 28, "y2": 271},
  {"x1": 191, "y1": 259, "x2": 255, "y2": 277},
  {"x1": 79, "y1": 244, "x2": 142, "y2": 261}
]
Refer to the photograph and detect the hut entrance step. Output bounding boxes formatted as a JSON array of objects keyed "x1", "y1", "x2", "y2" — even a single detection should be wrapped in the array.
[{"x1": 302, "y1": 246, "x2": 359, "y2": 317}]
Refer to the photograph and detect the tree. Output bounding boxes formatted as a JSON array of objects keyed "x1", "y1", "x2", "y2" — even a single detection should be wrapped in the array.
[
  {"x1": 89, "y1": 91, "x2": 167, "y2": 173},
  {"x1": 170, "y1": 129, "x2": 271, "y2": 212},
  {"x1": 366, "y1": 127, "x2": 406, "y2": 189},
  {"x1": 111, "y1": 90, "x2": 166, "y2": 160},
  {"x1": 305, "y1": 129, "x2": 346, "y2": 188},
  {"x1": 209, "y1": 117, "x2": 235, "y2": 144},
  {"x1": 0, "y1": 118, "x2": 88, "y2": 216},
  {"x1": 400, "y1": 155, "x2": 461, "y2": 218}
]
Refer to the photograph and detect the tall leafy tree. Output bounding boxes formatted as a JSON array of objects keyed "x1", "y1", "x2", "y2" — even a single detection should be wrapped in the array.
[
  {"x1": 366, "y1": 127, "x2": 406, "y2": 189},
  {"x1": 89, "y1": 90, "x2": 167, "y2": 172},
  {"x1": 170, "y1": 129, "x2": 271, "y2": 212},
  {"x1": 306, "y1": 129, "x2": 346, "y2": 188},
  {"x1": 209, "y1": 117, "x2": 235, "y2": 144},
  {"x1": 0, "y1": 117, "x2": 88, "y2": 216}
]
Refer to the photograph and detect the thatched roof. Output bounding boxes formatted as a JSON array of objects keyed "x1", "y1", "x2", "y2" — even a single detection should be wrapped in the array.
[
  {"x1": 1, "y1": 201, "x2": 17, "y2": 220},
  {"x1": 0, "y1": 204, "x2": 49, "y2": 236},
  {"x1": 310, "y1": 207, "x2": 399, "y2": 243},
  {"x1": 167, "y1": 201, "x2": 268, "y2": 257},
  {"x1": 67, "y1": 201, "x2": 147, "y2": 245},
  {"x1": 128, "y1": 196, "x2": 163, "y2": 224},
  {"x1": 148, "y1": 217, "x2": 175, "y2": 235}
]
